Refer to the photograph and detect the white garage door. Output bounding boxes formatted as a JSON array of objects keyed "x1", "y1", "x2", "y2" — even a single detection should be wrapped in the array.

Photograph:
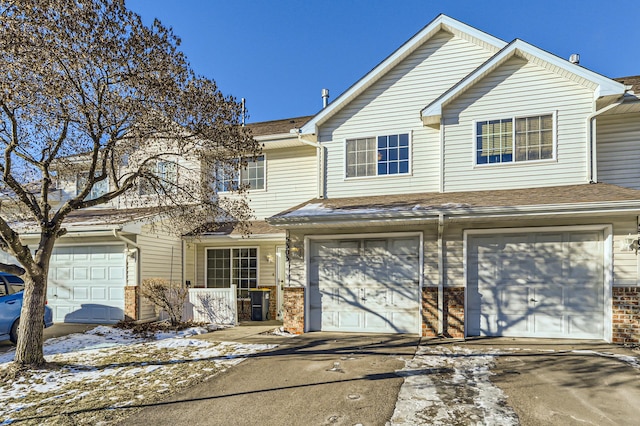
[
  {"x1": 309, "y1": 236, "x2": 420, "y2": 333},
  {"x1": 467, "y1": 230, "x2": 605, "y2": 339},
  {"x1": 47, "y1": 245, "x2": 126, "y2": 323}
]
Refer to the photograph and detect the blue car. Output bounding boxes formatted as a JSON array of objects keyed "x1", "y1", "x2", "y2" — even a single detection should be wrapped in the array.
[{"x1": 0, "y1": 272, "x2": 54, "y2": 344}]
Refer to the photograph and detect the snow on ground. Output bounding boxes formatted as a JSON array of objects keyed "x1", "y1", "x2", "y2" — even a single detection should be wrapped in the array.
[
  {"x1": 389, "y1": 345, "x2": 519, "y2": 426},
  {"x1": 0, "y1": 326, "x2": 276, "y2": 425}
]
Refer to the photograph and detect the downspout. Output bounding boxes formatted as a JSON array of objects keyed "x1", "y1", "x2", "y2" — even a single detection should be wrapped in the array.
[
  {"x1": 437, "y1": 213, "x2": 445, "y2": 336},
  {"x1": 439, "y1": 117, "x2": 445, "y2": 193},
  {"x1": 587, "y1": 97, "x2": 625, "y2": 183},
  {"x1": 113, "y1": 229, "x2": 141, "y2": 319},
  {"x1": 297, "y1": 133, "x2": 325, "y2": 199}
]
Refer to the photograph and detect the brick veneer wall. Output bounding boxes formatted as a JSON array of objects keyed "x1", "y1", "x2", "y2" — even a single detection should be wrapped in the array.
[
  {"x1": 422, "y1": 287, "x2": 465, "y2": 338},
  {"x1": 266, "y1": 286, "x2": 277, "y2": 320},
  {"x1": 237, "y1": 299, "x2": 251, "y2": 321},
  {"x1": 283, "y1": 287, "x2": 304, "y2": 334},
  {"x1": 124, "y1": 286, "x2": 139, "y2": 321},
  {"x1": 612, "y1": 287, "x2": 640, "y2": 344}
]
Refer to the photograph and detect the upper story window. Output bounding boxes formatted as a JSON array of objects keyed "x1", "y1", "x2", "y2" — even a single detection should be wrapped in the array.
[
  {"x1": 217, "y1": 155, "x2": 265, "y2": 192},
  {"x1": 139, "y1": 160, "x2": 178, "y2": 195},
  {"x1": 76, "y1": 172, "x2": 108, "y2": 200},
  {"x1": 476, "y1": 114, "x2": 554, "y2": 165},
  {"x1": 346, "y1": 133, "x2": 410, "y2": 178}
]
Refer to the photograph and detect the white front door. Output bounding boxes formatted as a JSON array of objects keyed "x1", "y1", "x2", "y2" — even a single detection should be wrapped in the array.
[
  {"x1": 309, "y1": 236, "x2": 420, "y2": 333},
  {"x1": 47, "y1": 244, "x2": 126, "y2": 323},
  {"x1": 467, "y1": 230, "x2": 605, "y2": 339}
]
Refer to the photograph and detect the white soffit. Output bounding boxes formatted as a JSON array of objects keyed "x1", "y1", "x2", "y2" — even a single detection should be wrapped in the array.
[
  {"x1": 299, "y1": 14, "x2": 506, "y2": 136},
  {"x1": 421, "y1": 39, "x2": 626, "y2": 126}
]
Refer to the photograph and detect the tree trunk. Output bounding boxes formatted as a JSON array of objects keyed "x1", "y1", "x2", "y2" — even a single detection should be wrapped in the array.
[{"x1": 14, "y1": 272, "x2": 48, "y2": 366}]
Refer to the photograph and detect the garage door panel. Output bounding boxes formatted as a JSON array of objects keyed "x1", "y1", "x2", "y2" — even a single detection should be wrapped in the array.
[
  {"x1": 569, "y1": 315, "x2": 603, "y2": 337},
  {"x1": 468, "y1": 230, "x2": 604, "y2": 339},
  {"x1": 73, "y1": 287, "x2": 89, "y2": 300},
  {"x1": 309, "y1": 236, "x2": 420, "y2": 334},
  {"x1": 48, "y1": 244, "x2": 126, "y2": 324}
]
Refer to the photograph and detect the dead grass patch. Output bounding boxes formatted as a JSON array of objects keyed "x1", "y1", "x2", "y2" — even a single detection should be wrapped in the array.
[{"x1": 0, "y1": 339, "x2": 250, "y2": 425}]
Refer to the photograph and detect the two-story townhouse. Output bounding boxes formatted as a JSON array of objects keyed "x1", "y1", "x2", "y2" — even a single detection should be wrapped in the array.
[
  {"x1": 183, "y1": 116, "x2": 317, "y2": 320},
  {"x1": 268, "y1": 15, "x2": 640, "y2": 344},
  {"x1": 3, "y1": 116, "x2": 315, "y2": 326}
]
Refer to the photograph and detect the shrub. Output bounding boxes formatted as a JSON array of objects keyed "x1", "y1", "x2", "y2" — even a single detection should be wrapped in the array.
[{"x1": 140, "y1": 278, "x2": 188, "y2": 326}]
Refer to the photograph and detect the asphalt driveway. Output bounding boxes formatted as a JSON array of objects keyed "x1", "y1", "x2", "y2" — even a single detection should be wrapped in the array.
[
  {"x1": 120, "y1": 331, "x2": 640, "y2": 426},
  {"x1": 121, "y1": 332, "x2": 419, "y2": 425}
]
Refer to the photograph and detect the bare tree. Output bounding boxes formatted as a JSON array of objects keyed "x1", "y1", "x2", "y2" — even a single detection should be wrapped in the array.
[{"x1": 0, "y1": 0, "x2": 258, "y2": 367}]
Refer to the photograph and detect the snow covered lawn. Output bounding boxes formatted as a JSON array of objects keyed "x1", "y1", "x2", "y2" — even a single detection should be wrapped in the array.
[{"x1": 0, "y1": 326, "x2": 276, "y2": 425}]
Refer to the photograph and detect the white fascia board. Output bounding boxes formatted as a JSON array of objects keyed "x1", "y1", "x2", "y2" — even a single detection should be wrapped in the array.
[
  {"x1": 255, "y1": 133, "x2": 298, "y2": 142},
  {"x1": 422, "y1": 39, "x2": 626, "y2": 124},
  {"x1": 300, "y1": 14, "x2": 506, "y2": 136},
  {"x1": 188, "y1": 234, "x2": 285, "y2": 242}
]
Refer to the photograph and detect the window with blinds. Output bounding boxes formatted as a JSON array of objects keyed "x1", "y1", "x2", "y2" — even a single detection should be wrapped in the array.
[{"x1": 476, "y1": 114, "x2": 554, "y2": 165}]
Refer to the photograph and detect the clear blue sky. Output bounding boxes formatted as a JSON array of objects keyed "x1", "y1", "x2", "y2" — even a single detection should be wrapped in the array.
[{"x1": 127, "y1": 0, "x2": 640, "y2": 123}]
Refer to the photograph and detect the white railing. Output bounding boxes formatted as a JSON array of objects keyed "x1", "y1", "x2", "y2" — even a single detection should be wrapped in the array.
[{"x1": 184, "y1": 286, "x2": 237, "y2": 325}]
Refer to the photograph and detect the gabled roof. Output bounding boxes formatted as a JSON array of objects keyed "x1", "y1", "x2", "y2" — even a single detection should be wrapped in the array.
[
  {"x1": 421, "y1": 39, "x2": 627, "y2": 126},
  {"x1": 269, "y1": 183, "x2": 640, "y2": 225},
  {"x1": 298, "y1": 14, "x2": 507, "y2": 136}
]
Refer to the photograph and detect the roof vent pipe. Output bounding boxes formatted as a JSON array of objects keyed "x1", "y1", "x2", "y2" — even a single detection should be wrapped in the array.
[
  {"x1": 241, "y1": 98, "x2": 246, "y2": 126},
  {"x1": 569, "y1": 53, "x2": 580, "y2": 64},
  {"x1": 321, "y1": 88, "x2": 330, "y2": 108}
]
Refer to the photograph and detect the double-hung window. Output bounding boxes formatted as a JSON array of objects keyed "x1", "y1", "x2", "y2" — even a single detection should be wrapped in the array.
[
  {"x1": 206, "y1": 248, "x2": 258, "y2": 299},
  {"x1": 476, "y1": 114, "x2": 554, "y2": 165},
  {"x1": 139, "y1": 160, "x2": 178, "y2": 195},
  {"x1": 76, "y1": 172, "x2": 109, "y2": 200},
  {"x1": 217, "y1": 155, "x2": 265, "y2": 192},
  {"x1": 346, "y1": 133, "x2": 410, "y2": 178}
]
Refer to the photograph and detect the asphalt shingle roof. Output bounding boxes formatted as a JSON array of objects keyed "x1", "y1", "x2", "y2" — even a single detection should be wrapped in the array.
[
  {"x1": 272, "y1": 183, "x2": 640, "y2": 219},
  {"x1": 246, "y1": 116, "x2": 314, "y2": 137},
  {"x1": 615, "y1": 75, "x2": 640, "y2": 94}
]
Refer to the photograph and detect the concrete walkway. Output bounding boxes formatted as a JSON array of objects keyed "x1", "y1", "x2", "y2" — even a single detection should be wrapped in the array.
[{"x1": 121, "y1": 328, "x2": 421, "y2": 425}]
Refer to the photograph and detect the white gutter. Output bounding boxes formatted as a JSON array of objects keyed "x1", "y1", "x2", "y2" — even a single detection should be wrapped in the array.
[
  {"x1": 297, "y1": 133, "x2": 325, "y2": 199},
  {"x1": 437, "y1": 213, "x2": 445, "y2": 335},
  {"x1": 587, "y1": 98, "x2": 625, "y2": 183}
]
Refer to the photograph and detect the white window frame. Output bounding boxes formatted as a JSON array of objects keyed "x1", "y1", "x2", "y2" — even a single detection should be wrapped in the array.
[
  {"x1": 217, "y1": 154, "x2": 266, "y2": 193},
  {"x1": 473, "y1": 111, "x2": 557, "y2": 167},
  {"x1": 204, "y1": 246, "x2": 260, "y2": 299},
  {"x1": 76, "y1": 172, "x2": 109, "y2": 200},
  {"x1": 138, "y1": 159, "x2": 179, "y2": 195},
  {"x1": 343, "y1": 131, "x2": 412, "y2": 179}
]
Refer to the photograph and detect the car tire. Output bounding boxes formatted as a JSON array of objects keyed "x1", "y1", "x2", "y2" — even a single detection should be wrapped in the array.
[{"x1": 9, "y1": 318, "x2": 19, "y2": 344}]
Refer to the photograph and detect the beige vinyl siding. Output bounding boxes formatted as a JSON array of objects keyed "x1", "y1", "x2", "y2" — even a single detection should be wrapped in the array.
[
  {"x1": 137, "y1": 226, "x2": 183, "y2": 320},
  {"x1": 443, "y1": 216, "x2": 637, "y2": 288},
  {"x1": 319, "y1": 31, "x2": 495, "y2": 198},
  {"x1": 184, "y1": 242, "x2": 196, "y2": 286},
  {"x1": 220, "y1": 145, "x2": 317, "y2": 220},
  {"x1": 194, "y1": 241, "x2": 282, "y2": 292},
  {"x1": 443, "y1": 56, "x2": 593, "y2": 191},
  {"x1": 138, "y1": 228, "x2": 183, "y2": 283},
  {"x1": 597, "y1": 112, "x2": 640, "y2": 189}
]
